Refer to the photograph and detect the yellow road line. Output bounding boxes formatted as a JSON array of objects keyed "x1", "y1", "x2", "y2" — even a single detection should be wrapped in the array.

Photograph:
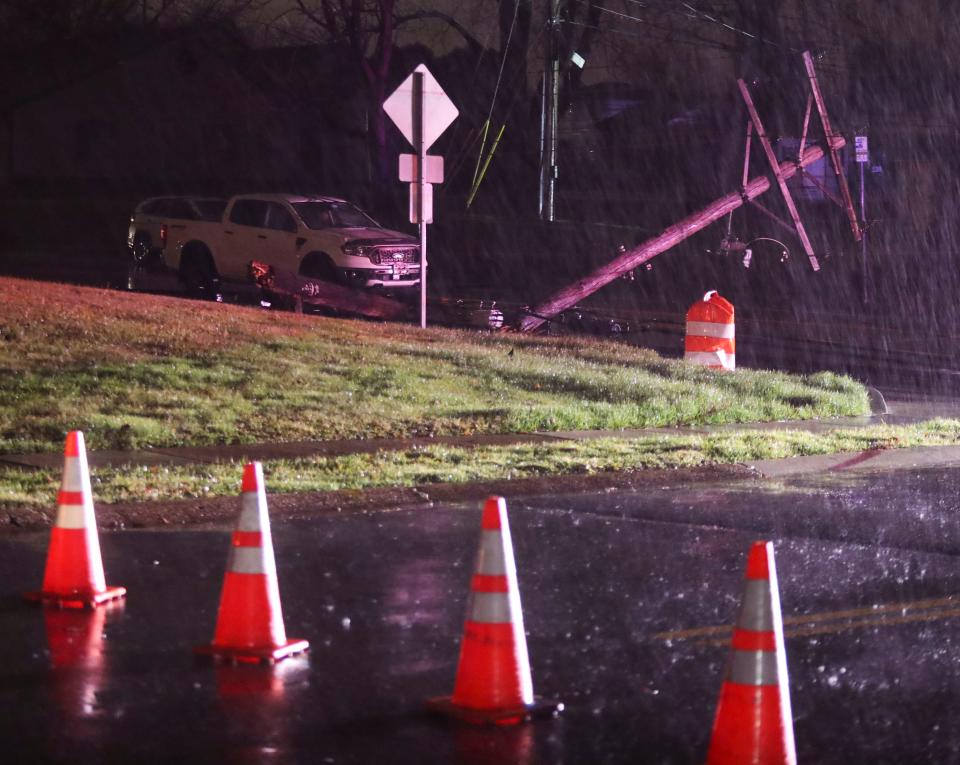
[{"x1": 653, "y1": 595, "x2": 960, "y2": 644}]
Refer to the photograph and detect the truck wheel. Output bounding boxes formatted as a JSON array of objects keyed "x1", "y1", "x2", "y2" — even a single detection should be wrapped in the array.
[
  {"x1": 299, "y1": 253, "x2": 341, "y2": 285},
  {"x1": 182, "y1": 251, "x2": 220, "y2": 300},
  {"x1": 132, "y1": 234, "x2": 151, "y2": 264},
  {"x1": 126, "y1": 235, "x2": 150, "y2": 291}
]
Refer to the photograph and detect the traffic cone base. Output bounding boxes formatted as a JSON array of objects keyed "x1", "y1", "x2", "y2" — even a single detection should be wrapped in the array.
[
  {"x1": 25, "y1": 585, "x2": 126, "y2": 610},
  {"x1": 194, "y1": 637, "x2": 309, "y2": 665},
  {"x1": 425, "y1": 696, "x2": 563, "y2": 726},
  {"x1": 707, "y1": 683, "x2": 789, "y2": 762}
]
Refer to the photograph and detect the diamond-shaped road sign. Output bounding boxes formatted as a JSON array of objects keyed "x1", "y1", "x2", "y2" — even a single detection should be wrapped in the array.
[{"x1": 383, "y1": 64, "x2": 458, "y2": 152}]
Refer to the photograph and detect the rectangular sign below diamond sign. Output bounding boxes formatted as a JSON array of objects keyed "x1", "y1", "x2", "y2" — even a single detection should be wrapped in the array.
[
  {"x1": 399, "y1": 154, "x2": 444, "y2": 184},
  {"x1": 409, "y1": 183, "x2": 433, "y2": 224}
]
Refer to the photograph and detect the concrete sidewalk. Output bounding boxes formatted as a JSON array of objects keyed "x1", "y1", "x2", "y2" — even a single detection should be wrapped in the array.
[{"x1": 4, "y1": 395, "x2": 960, "y2": 474}]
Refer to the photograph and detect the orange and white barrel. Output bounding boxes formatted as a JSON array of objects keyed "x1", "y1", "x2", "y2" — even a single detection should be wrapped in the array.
[{"x1": 685, "y1": 290, "x2": 735, "y2": 371}]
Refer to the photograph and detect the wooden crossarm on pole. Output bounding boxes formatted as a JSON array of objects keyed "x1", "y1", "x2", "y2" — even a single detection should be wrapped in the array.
[
  {"x1": 741, "y1": 121, "x2": 754, "y2": 188},
  {"x1": 802, "y1": 50, "x2": 862, "y2": 242},
  {"x1": 738, "y1": 78, "x2": 820, "y2": 272},
  {"x1": 798, "y1": 93, "x2": 813, "y2": 159},
  {"x1": 798, "y1": 166, "x2": 843, "y2": 207},
  {"x1": 748, "y1": 199, "x2": 798, "y2": 235}
]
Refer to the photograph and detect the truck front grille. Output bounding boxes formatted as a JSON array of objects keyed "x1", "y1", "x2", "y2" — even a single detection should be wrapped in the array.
[{"x1": 371, "y1": 247, "x2": 419, "y2": 265}]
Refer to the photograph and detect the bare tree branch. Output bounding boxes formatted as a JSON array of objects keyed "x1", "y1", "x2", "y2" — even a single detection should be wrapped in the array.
[{"x1": 395, "y1": 9, "x2": 484, "y2": 53}]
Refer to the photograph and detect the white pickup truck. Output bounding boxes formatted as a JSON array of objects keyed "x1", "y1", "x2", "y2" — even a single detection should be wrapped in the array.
[
  {"x1": 161, "y1": 193, "x2": 421, "y2": 297},
  {"x1": 126, "y1": 196, "x2": 227, "y2": 290}
]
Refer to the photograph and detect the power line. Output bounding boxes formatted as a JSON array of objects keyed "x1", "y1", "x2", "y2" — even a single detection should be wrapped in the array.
[
  {"x1": 614, "y1": 0, "x2": 805, "y2": 54},
  {"x1": 484, "y1": 0, "x2": 521, "y2": 126},
  {"x1": 565, "y1": 0, "x2": 740, "y2": 53},
  {"x1": 563, "y1": 18, "x2": 732, "y2": 52},
  {"x1": 678, "y1": 1, "x2": 800, "y2": 53}
]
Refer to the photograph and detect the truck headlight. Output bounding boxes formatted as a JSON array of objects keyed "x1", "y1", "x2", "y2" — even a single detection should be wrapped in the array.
[{"x1": 343, "y1": 243, "x2": 371, "y2": 259}]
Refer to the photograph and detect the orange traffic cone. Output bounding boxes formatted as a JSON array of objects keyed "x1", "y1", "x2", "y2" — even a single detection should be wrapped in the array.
[
  {"x1": 427, "y1": 496, "x2": 562, "y2": 725},
  {"x1": 25, "y1": 431, "x2": 126, "y2": 609},
  {"x1": 195, "y1": 462, "x2": 308, "y2": 664},
  {"x1": 706, "y1": 541, "x2": 796, "y2": 765}
]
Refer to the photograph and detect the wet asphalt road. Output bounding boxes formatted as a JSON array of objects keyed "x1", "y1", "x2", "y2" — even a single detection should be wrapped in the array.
[{"x1": 2, "y1": 465, "x2": 960, "y2": 764}]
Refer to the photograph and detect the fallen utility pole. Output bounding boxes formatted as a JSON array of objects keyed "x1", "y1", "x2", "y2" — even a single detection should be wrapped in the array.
[{"x1": 516, "y1": 137, "x2": 843, "y2": 333}]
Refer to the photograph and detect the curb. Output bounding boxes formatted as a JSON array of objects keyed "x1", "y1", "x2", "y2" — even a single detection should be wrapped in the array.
[{"x1": 747, "y1": 444, "x2": 960, "y2": 479}]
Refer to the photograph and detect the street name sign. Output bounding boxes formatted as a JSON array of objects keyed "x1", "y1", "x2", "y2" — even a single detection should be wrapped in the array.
[{"x1": 855, "y1": 135, "x2": 869, "y2": 163}]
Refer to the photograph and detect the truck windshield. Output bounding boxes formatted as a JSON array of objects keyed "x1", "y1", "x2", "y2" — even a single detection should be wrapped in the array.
[{"x1": 291, "y1": 202, "x2": 379, "y2": 230}]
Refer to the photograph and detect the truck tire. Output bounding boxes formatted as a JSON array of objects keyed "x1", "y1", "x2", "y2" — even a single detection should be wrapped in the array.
[
  {"x1": 131, "y1": 233, "x2": 151, "y2": 263},
  {"x1": 126, "y1": 235, "x2": 150, "y2": 291},
  {"x1": 181, "y1": 248, "x2": 220, "y2": 300},
  {"x1": 299, "y1": 252, "x2": 342, "y2": 285}
]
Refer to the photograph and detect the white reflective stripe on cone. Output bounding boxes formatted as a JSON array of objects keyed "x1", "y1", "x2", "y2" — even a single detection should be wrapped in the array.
[
  {"x1": 476, "y1": 531, "x2": 507, "y2": 575},
  {"x1": 468, "y1": 591, "x2": 513, "y2": 624},
  {"x1": 684, "y1": 351, "x2": 735, "y2": 370},
  {"x1": 686, "y1": 320, "x2": 735, "y2": 339},
  {"x1": 61, "y1": 458, "x2": 88, "y2": 493},
  {"x1": 228, "y1": 546, "x2": 267, "y2": 575},
  {"x1": 728, "y1": 649, "x2": 780, "y2": 686},
  {"x1": 55, "y1": 504, "x2": 88, "y2": 529},
  {"x1": 237, "y1": 492, "x2": 263, "y2": 531},
  {"x1": 737, "y1": 580, "x2": 774, "y2": 630}
]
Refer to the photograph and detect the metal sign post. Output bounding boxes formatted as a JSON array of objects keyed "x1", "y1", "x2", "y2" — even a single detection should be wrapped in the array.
[
  {"x1": 855, "y1": 134, "x2": 869, "y2": 305},
  {"x1": 413, "y1": 72, "x2": 426, "y2": 328},
  {"x1": 383, "y1": 64, "x2": 458, "y2": 329}
]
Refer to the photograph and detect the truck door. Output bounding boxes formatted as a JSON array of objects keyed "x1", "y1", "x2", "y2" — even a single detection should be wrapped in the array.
[
  {"x1": 221, "y1": 199, "x2": 270, "y2": 280},
  {"x1": 255, "y1": 202, "x2": 302, "y2": 275}
]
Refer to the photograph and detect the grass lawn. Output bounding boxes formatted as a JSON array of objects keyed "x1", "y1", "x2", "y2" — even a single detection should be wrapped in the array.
[
  {"x1": 0, "y1": 278, "x2": 868, "y2": 455},
  {"x1": 6, "y1": 275, "x2": 946, "y2": 511}
]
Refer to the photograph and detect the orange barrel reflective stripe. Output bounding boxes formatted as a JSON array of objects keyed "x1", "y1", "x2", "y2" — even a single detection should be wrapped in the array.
[{"x1": 685, "y1": 290, "x2": 735, "y2": 371}]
